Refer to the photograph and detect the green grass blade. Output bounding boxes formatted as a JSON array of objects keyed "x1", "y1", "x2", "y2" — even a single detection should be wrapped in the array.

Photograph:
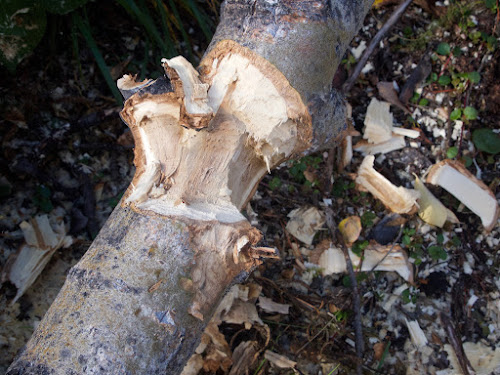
[
  {"x1": 168, "y1": 0, "x2": 193, "y2": 61},
  {"x1": 183, "y1": 0, "x2": 214, "y2": 41},
  {"x1": 73, "y1": 13, "x2": 123, "y2": 105},
  {"x1": 155, "y1": 0, "x2": 177, "y2": 57},
  {"x1": 115, "y1": 0, "x2": 168, "y2": 56}
]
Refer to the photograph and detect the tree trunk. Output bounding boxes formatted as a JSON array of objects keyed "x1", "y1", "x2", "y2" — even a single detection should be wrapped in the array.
[{"x1": 8, "y1": 1, "x2": 372, "y2": 374}]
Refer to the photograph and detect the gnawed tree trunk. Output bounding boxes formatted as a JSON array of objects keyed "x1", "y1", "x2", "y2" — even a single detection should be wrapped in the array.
[{"x1": 8, "y1": 1, "x2": 372, "y2": 374}]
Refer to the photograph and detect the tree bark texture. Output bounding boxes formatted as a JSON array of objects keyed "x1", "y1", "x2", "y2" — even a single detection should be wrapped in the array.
[{"x1": 8, "y1": 1, "x2": 372, "y2": 374}]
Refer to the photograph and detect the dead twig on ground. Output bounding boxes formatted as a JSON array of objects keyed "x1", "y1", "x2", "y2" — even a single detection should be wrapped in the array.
[
  {"x1": 343, "y1": 0, "x2": 414, "y2": 92},
  {"x1": 324, "y1": 207, "x2": 364, "y2": 375},
  {"x1": 440, "y1": 312, "x2": 476, "y2": 375}
]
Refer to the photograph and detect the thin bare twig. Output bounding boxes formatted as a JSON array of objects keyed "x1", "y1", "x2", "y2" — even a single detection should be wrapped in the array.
[
  {"x1": 295, "y1": 315, "x2": 337, "y2": 355},
  {"x1": 440, "y1": 312, "x2": 476, "y2": 375},
  {"x1": 325, "y1": 207, "x2": 364, "y2": 375},
  {"x1": 343, "y1": 0, "x2": 414, "y2": 92}
]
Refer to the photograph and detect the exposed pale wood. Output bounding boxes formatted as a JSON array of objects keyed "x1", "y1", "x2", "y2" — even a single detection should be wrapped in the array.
[
  {"x1": 356, "y1": 155, "x2": 420, "y2": 214},
  {"x1": 426, "y1": 159, "x2": 499, "y2": 232},
  {"x1": 8, "y1": 1, "x2": 373, "y2": 374}
]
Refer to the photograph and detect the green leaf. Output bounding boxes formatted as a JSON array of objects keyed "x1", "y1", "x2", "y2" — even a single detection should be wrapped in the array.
[
  {"x1": 429, "y1": 72, "x2": 438, "y2": 82},
  {"x1": 419, "y1": 98, "x2": 429, "y2": 106},
  {"x1": 428, "y1": 245, "x2": 447, "y2": 260},
  {"x1": 351, "y1": 240, "x2": 369, "y2": 257},
  {"x1": 450, "y1": 108, "x2": 462, "y2": 120},
  {"x1": 269, "y1": 176, "x2": 282, "y2": 191},
  {"x1": 0, "y1": 0, "x2": 47, "y2": 71},
  {"x1": 436, "y1": 42, "x2": 451, "y2": 55},
  {"x1": 486, "y1": 35, "x2": 497, "y2": 51},
  {"x1": 472, "y1": 128, "x2": 500, "y2": 155},
  {"x1": 485, "y1": 0, "x2": 497, "y2": 9},
  {"x1": 402, "y1": 235, "x2": 411, "y2": 246},
  {"x1": 451, "y1": 236, "x2": 461, "y2": 247},
  {"x1": 446, "y1": 146, "x2": 458, "y2": 159},
  {"x1": 470, "y1": 31, "x2": 482, "y2": 42},
  {"x1": 401, "y1": 288, "x2": 417, "y2": 304},
  {"x1": 438, "y1": 75, "x2": 451, "y2": 86},
  {"x1": 33, "y1": 185, "x2": 53, "y2": 213},
  {"x1": 468, "y1": 71, "x2": 481, "y2": 84},
  {"x1": 452, "y1": 46, "x2": 463, "y2": 56},
  {"x1": 410, "y1": 92, "x2": 420, "y2": 103},
  {"x1": 463, "y1": 106, "x2": 478, "y2": 120},
  {"x1": 361, "y1": 211, "x2": 377, "y2": 228},
  {"x1": 403, "y1": 26, "x2": 413, "y2": 37}
]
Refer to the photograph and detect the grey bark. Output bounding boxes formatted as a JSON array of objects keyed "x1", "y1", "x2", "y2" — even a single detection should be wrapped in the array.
[{"x1": 7, "y1": 1, "x2": 373, "y2": 374}]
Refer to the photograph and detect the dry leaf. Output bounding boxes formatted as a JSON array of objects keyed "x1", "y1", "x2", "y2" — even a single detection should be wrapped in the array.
[
  {"x1": 229, "y1": 341, "x2": 259, "y2": 375},
  {"x1": 399, "y1": 55, "x2": 432, "y2": 105},
  {"x1": 377, "y1": 81, "x2": 410, "y2": 113},
  {"x1": 373, "y1": 342, "x2": 386, "y2": 361},
  {"x1": 338, "y1": 216, "x2": 362, "y2": 245}
]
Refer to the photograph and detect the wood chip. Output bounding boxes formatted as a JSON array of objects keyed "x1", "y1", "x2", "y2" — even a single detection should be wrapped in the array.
[
  {"x1": 318, "y1": 243, "x2": 413, "y2": 282},
  {"x1": 405, "y1": 318, "x2": 428, "y2": 348},
  {"x1": 426, "y1": 159, "x2": 499, "y2": 232},
  {"x1": 353, "y1": 134, "x2": 406, "y2": 155},
  {"x1": 414, "y1": 175, "x2": 459, "y2": 228},
  {"x1": 356, "y1": 155, "x2": 420, "y2": 214},
  {"x1": 258, "y1": 296, "x2": 290, "y2": 314},
  {"x1": 264, "y1": 350, "x2": 297, "y2": 369},
  {"x1": 363, "y1": 98, "x2": 393, "y2": 144},
  {"x1": 444, "y1": 342, "x2": 500, "y2": 375},
  {"x1": 286, "y1": 206, "x2": 326, "y2": 245},
  {"x1": 3, "y1": 213, "x2": 72, "y2": 303}
]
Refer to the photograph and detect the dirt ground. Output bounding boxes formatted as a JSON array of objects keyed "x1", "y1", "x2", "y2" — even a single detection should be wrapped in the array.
[{"x1": 1, "y1": 1, "x2": 499, "y2": 374}]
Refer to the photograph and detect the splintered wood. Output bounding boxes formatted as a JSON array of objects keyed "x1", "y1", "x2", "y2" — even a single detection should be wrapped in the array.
[
  {"x1": 120, "y1": 41, "x2": 310, "y2": 224},
  {"x1": 2, "y1": 212, "x2": 72, "y2": 303},
  {"x1": 317, "y1": 243, "x2": 413, "y2": 282},
  {"x1": 353, "y1": 98, "x2": 419, "y2": 155},
  {"x1": 413, "y1": 174, "x2": 458, "y2": 228},
  {"x1": 426, "y1": 159, "x2": 499, "y2": 232},
  {"x1": 356, "y1": 155, "x2": 419, "y2": 214}
]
